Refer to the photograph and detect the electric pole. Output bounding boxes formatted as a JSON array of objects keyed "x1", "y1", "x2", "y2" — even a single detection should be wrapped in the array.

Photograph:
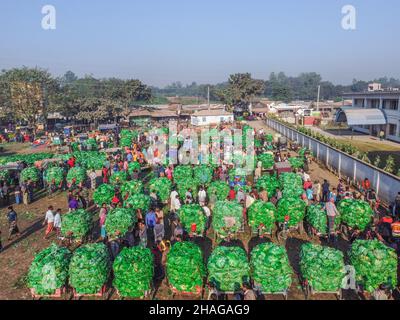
[{"x1": 316, "y1": 85, "x2": 321, "y2": 111}]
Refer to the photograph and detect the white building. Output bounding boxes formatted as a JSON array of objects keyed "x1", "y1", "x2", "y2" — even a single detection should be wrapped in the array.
[
  {"x1": 342, "y1": 87, "x2": 400, "y2": 142},
  {"x1": 191, "y1": 109, "x2": 234, "y2": 126}
]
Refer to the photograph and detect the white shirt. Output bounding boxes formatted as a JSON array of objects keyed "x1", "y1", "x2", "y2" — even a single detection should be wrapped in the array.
[
  {"x1": 303, "y1": 172, "x2": 310, "y2": 182},
  {"x1": 45, "y1": 210, "x2": 54, "y2": 223},
  {"x1": 174, "y1": 198, "x2": 181, "y2": 211},
  {"x1": 198, "y1": 190, "x2": 207, "y2": 201},
  {"x1": 202, "y1": 206, "x2": 211, "y2": 217},
  {"x1": 54, "y1": 213, "x2": 61, "y2": 228}
]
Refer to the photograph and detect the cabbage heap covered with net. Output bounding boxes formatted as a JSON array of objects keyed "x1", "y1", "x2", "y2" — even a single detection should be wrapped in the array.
[
  {"x1": 280, "y1": 173, "x2": 303, "y2": 198},
  {"x1": 193, "y1": 165, "x2": 213, "y2": 186},
  {"x1": 288, "y1": 157, "x2": 304, "y2": 169},
  {"x1": 113, "y1": 246, "x2": 153, "y2": 298},
  {"x1": 72, "y1": 151, "x2": 106, "y2": 170},
  {"x1": 69, "y1": 243, "x2": 111, "y2": 294},
  {"x1": 149, "y1": 177, "x2": 172, "y2": 202},
  {"x1": 167, "y1": 242, "x2": 205, "y2": 293},
  {"x1": 257, "y1": 153, "x2": 275, "y2": 169},
  {"x1": 250, "y1": 243, "x2": 292, "y2": 293},
  {"x1": 21, "y1": 167, "x2": 40, "y2": 182},
  {"x1": 121, "y1": 180, "x2": 143, "y2": 198},
  {"x1": 28, "y1": 244, "x2": 72, "y2": 295},
  {"x1": 247, "y1": 201, "x2": 276, "y2": 233},
  {"x1": 208, "y1": 181, "x2": 230, "y2": 201},
  {"x1": 212, "y1": 200, "x2": 243, "y2": 238},
  {"x1": 349, "y1": 239, "x2": 398, "y2": 292},
  {"x1": 124, "y1": 193, "x2": 151, "y2": 211},
  {"x1": 255, "y1": 175, "x2": 280, "y2": 197},
  {"x1": 306, "y1": 204, "x2": 340, "y2": 235},
  {"x1": 208, "y1": 246, "x2": 250, "y2": 292},
  {"x1": 178, "y1": 204, "x2": 206, "y2": 234},
  {"x1": 177, "y1": 177, "x2": 199, "y2": 200},
  {"x1": 277, "y1": 197, "x2": 306, "y2": 227},
  {"x1": 93, "y1": 184, "x2": 115, "y2": 205},
  {"x1": 43, "y1": 167, "x2": 64, "y2": 185},
  {"x1": 66, "y1": 167, "x2": 87, "y2": 184},
  {"x1": 300, "y1": 243, "x2": 345, "y2": 292},
  {"x1": 0, "y1": 152, "x2": 54, "y2": 165},
  {"x1": 127, "y1": 161, "x2": 141, "y2": 175},
  {"x1": 337, "y1": 199, "x2": 373, "y2": 231},
  {"x1": 105, "y1": 208, "x2": 137, "y2": 239},
  {"x1": 110, "y1": 171, "x2": 128, "y2": 185},
  {"x1": 61, "y1": 209, "x2": 92, "y2": 240},
  {"x1": 173, "y1": 165, "x2": 193, "y2": 183}
]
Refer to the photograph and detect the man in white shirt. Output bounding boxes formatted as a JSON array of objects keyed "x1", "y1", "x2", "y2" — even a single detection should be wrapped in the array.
[
  {"x1": 170, "y1": 189, "x2": 178, "y2": 212},
  {"x1": 53, "y1": 208, "x2": 62, "y2": 237},
  {"x1": 202, "y1": 205, "x2": 211, "y2": 231},
  {"x1": 198, "y1": 187, "x2": 207, "y2": 206},
  {"x1": 173, "y1": 195, "x2": 181, "y2": 212},
  {"x1": 43, "y1": 206, "x2": 55, "y2": 239}
]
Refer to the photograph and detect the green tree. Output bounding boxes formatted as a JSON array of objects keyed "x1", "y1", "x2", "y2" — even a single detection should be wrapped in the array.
[
  {"x1": 383, "y1": 155, "x2": 395, "y2": 174},
  {"x1": 373, "y1": 156, "x2": 381, "y2": 168}
]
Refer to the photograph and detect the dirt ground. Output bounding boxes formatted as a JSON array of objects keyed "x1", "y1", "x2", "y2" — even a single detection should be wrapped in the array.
[{"x1": 0, "y1": 122, "x2": 365, "y2": 300}]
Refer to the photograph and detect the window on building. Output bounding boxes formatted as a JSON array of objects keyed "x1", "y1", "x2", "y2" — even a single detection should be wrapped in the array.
[
  {"x1": 389, "y1": 124, "x2": 397, "y2": 136},
  {"x1": 202, "y1": 117, "x2": 206, "y2": 122}
]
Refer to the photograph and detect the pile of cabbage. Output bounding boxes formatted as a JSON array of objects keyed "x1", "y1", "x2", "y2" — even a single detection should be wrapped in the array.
[
  {"x1": 121, "y1": 180, "x2": 143, "y2": 198},
  {"x1": 250, "y1": 243, "x2": 292, "y2": 293},
  {"x1": 288, "y1": 157, "x2": 304, "y2": 169},
  {"x1": 61, "y1": 209, "x2": 92, "y2": 240},
  {"x1": 247, "y1": 201, "x2": 276, "y2": 233},
  {"x1": 105, "y1": 208, "x2": 137, "y2": 239},
  {"x1": 300, "y1": 243, "x2": 345, "y2": 292},
  {"x1": 67, "y1": 167, "x2": 87, "y2": 184},
  {"x1": 306, "y1": 204, "x2": 340, "y2": 235},
  {"x1": 44, "y1": 167, "x2": 64, "y2": 185},
  {"x1": 113, "y1": 247, "x2": 153, "y2": 298},
  {"x1": 178, "y1": 204, "x2": 206, "y2": 234},
  {"x1": 28, "y1": 244, "x2": 71, "y2": 295},
  {"x1": 0, "y1": 152, "x2": 54, "y2": 165},
  {"x1": 21, "y1": 167, "x2": 40, "y2": 182},
  {"x1": 193, "y1": 165, "x2": 213, "y2": 186},
  {"x1": 110, "y1": 171, "x2": 128, "y2": 185},
  {"x1": 277, "y1": 197, "x2": 306, "y2": 227},
  {"x1": 71, "y1": 151, "x2": 106, "y2": 170},
  {"x1": 93, "y1": 184, "x2": 115, "y2": 205},
  {"x1": 349, "y1": 240, "x2": 398, "y2": 293},
  {"x1": 255, "y1": 175, "x2": 280, "y2": 197},
  {"x1": 207, "y1": 181, "x2": 230, "y2": 201},
  {"x1": 257, "y1": 153, "x2": 275, "y2": 169},
  {"x1": 337, "y1": 199, "x2": 373, "y2": 231},
  {"x1": 212, "y1": 201, "x2": 243, "y2": 238},
  {"x1": 167, "y1": 242, "x2": 205, "y2": 293},
  {"x1": 149, "y1": 177, "x2": 172, "y2": 202},
  {"x1": 280, "y1": 173, "x2": 303, "y2": 198},
  {"x1": 208, "y1": 246, "x2": 250, "y2": 292},
  {"x1": 124, "y1": 193, "x2": 151, "y2": 212},
  {"x1": 69, "y1": 243, "x2": 111, "y2": 295}
]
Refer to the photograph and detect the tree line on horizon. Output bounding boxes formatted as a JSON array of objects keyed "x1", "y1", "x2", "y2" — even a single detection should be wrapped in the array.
[{"x1": 0, "y1": 67, "x2": 399, "y2": 126}]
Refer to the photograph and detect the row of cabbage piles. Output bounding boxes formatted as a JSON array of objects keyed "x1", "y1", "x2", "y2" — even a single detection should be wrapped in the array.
[{"x1": 29, "y1": 239, "x2": 397, "y2": 296}]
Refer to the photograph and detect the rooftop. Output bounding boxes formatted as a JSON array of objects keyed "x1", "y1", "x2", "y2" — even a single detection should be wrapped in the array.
[{"x1": 192, "y1": 109, "x2": 233, "y2": 117}]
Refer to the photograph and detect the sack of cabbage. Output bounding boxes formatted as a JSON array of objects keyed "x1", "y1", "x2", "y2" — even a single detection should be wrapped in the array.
[
  {"x1": 300, "y1": 243, "x2": 345, "y2": 292},
  {"x1": 337, "y1": 199, "x2": 373, "y2": 231}
]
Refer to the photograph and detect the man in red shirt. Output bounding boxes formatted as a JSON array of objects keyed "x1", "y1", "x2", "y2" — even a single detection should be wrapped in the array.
[
  {"x1": 67, "y1": 156, "x2": 75, "y2": 168},
  {"x1": 303, "y1": 179, "x2": 312, "y2": 190},
  {"x1": 228, "y1": 187, "x2": 236, "y2": 201}
]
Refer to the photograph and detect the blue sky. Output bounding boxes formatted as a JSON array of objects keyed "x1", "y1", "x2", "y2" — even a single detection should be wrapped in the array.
[{"x1": 0, "y1": 0, "x2": 399, "y2": 86}]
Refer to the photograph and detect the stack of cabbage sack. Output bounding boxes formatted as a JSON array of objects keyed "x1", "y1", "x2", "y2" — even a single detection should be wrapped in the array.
[
  {"x1": 250, "y1": 243, "x2": 292, "y2": 293},
  {"x1": 105, "y1": 208, "x2": 137, "y2": 239},
  {"x1": 167, "y1": 242, "x2": 205, "y2": 293},
  {"x1": 72, "y1": 151, "x2": 106, "y2": 170},
  {"x1": 247, "y1": 201, "x2": 276, "y2": 233},
  {"x1": 212, "y1": 201, "x2": 243, "y2": 238},
  {"x1": 0, "y1": 152, "x2": 54, "y2": 165},
  {"x1": 28, "y1": 244, "x2": 71, "y2": 295},
  {"x1": 93, "y1": 184, "x2": 115, "y2": 205},
  {"x1": 21, "y1": 167, "x2": 40, "y2": 182},
  {"x1": 277, "y1": 197, "x2": 306, "y2": 227},
  {"x1": 178, "y1": 204, "x2": 206, "y2": 234},
  {"x1": 113, "y1": 247, "x2": 154, "y2": 298},
  {"x1": 288, "y1": 157, "x2": 304, "y2": 169},
  {"x1": 280, "y1": 173, "x2": 304, "y2": 198},
  {"x1": 61, "y1": 209, "x2": 92, "y2": 240},
  {"x1": 337, "y1": 199, "x2": 373, "y2": 231},
  {"x1": 208, "y1": 181, "x2": 230, "y2": 201},
  {"x1": 67, "y1": 167, "x2": 87, "y2": 184},
  {"x1": 208, "y1": 246, "x2": 249, "y2": 292},
  {"x1": 110, "y1": 171, "x2": 128, "y2": 185},
  {"x1": 121, "y1": 180, "x2": 143, "y2": 198},
  {"x1": 44, "y1": 167, "x2": 64, "y2": 185},
  {"x1": 193, "y1": 165, "x2": 213, "y2": 186},
  {"x1": 306, "y1": 204, "x2": 340, "y2": 235},
  {"x1": 149, "y1": 177, "x2": 172, "y2": 202},
  {"x1": 350, "y1": 239, "x2": 397, "y2": 292},
  {"x1": 125, "y1": 193, "x2": 151, "y2": 211},
  {"x1": 69, "y1": 243, "x2": 111, "y2": 294},
  {"x1": 300, "y1": 243, "x2": 345, "y2": 291},
  {"x1": 255, "y1": 175, "x2": 280, "y2": 196}
]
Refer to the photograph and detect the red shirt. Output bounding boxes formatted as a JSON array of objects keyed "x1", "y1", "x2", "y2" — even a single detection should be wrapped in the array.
[
  {"x1": 303, "y1": 181, "x2": 312, "y2": 190},
  {"x1": 228, "y1": 189, "x2": 236, "y2": 200},
  {"x1": 67, "y1": 158, "x2": 75, "y2": 168}
]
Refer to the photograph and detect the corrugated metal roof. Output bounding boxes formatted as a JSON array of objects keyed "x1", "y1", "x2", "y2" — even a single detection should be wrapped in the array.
[{"x1": 335, "y1": 108, "x2": 387, "y2": 125}]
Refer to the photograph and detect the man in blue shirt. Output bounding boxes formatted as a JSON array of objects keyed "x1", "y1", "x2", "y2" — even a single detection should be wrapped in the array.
[{"x1": 6, "y1": 206, "x2": 20, "y2": 240}]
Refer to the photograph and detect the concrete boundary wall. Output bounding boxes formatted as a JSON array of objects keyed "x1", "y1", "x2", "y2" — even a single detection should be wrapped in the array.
[{"x1": 266, "y1": 118, "x2": 400, "y2": 204}]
